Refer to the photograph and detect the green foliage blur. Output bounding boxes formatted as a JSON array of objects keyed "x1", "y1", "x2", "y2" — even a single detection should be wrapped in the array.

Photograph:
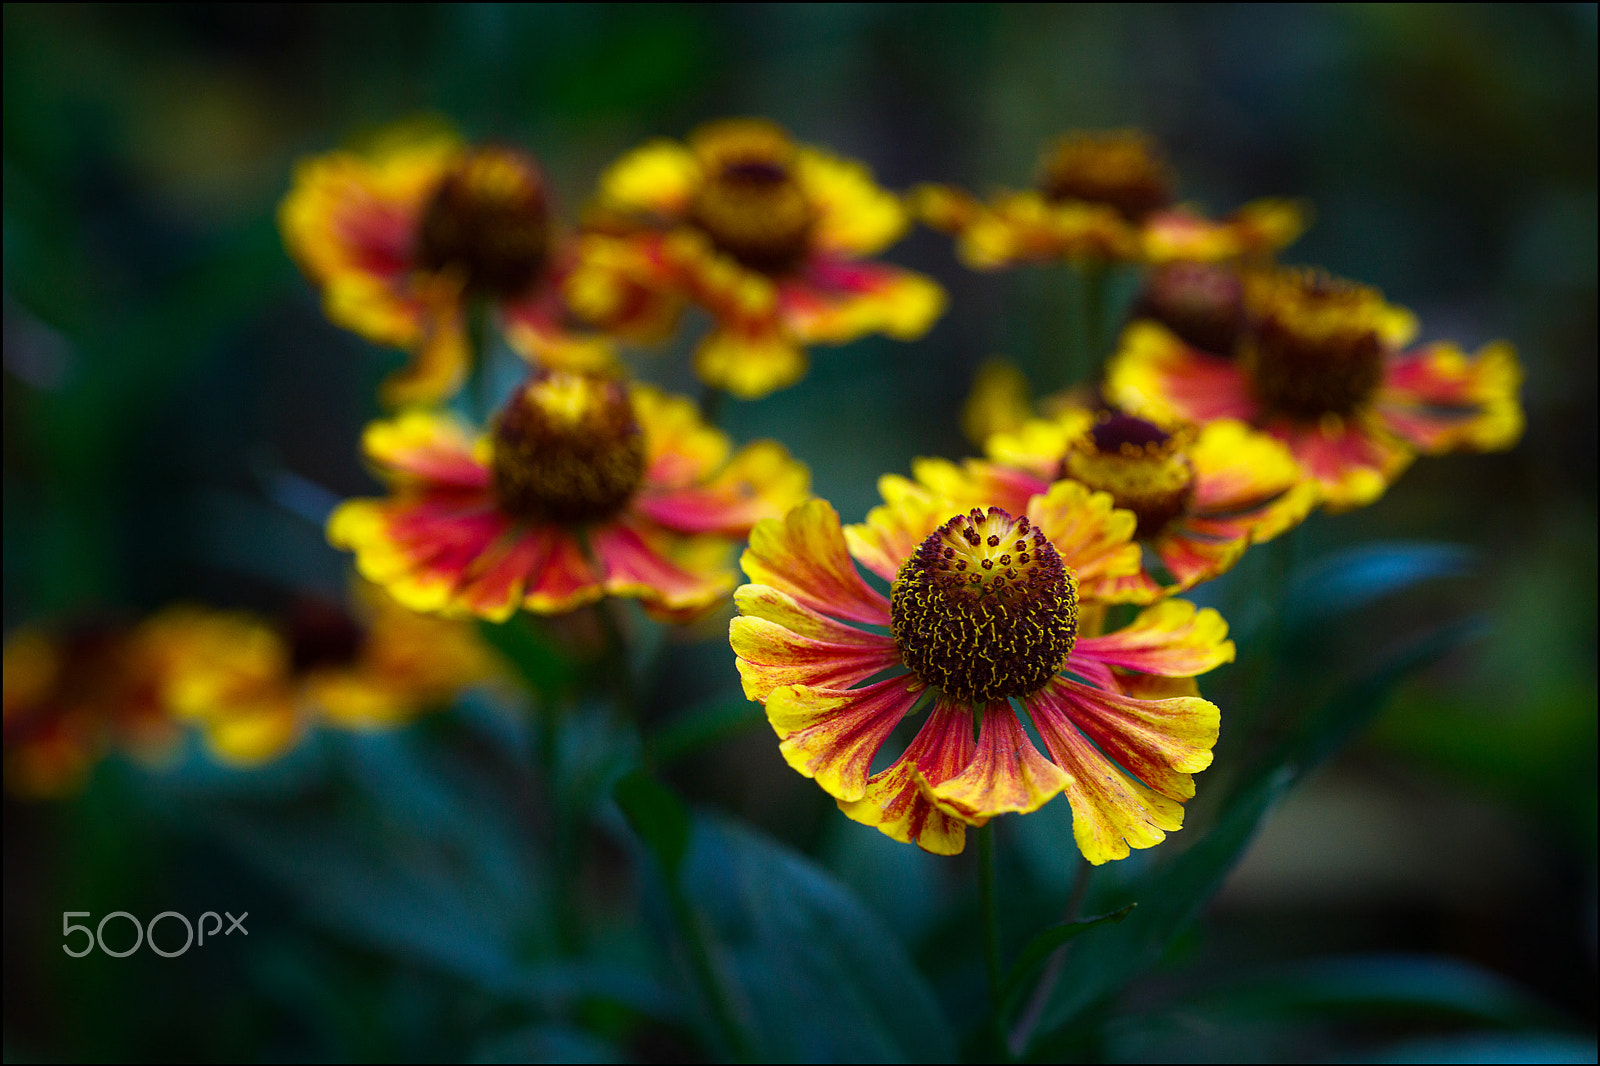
[{"x1": 4, "y1": 5, "x2": 1595, "y2": 1062}]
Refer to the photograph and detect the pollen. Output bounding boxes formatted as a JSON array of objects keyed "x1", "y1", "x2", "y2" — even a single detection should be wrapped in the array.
[
  {"x1": 1036, "y1": 130, "x2": 1174, "y2": 221},
  {"x1": 490, "y1": 369, "x2": 646, "y2": 524},
  {"x1": 1242, "y1": 268, "x2": 1389, "y2": 419},
  {"x1": 1060, "y1": 413, "x2": 1197, "y2": 539},
  {"x1": 890, "y1": 508, "x2": 1078, "y2": 703},
  {"x1": 687, "y1": 119, "x2": 816, "y2": 275},
  {"x1": 416, "y1": 147, "x2": 550, "y2": 299}
]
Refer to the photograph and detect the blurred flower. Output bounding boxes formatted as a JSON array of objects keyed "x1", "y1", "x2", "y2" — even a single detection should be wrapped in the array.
[
  {"x1": 960, "y1": 358, "x2": 1034, "y2": 446},
  {"x1": 914, "y1": 129, "x2": 1306, "y2": 268},
  {"x1": 1106, "y1": 267, "x2": 1525, "y2": 509},
  {"x1": 3, "y1": 623, "x2": 178, "y2": 797},
  {"x1": 731, "y1": 491, "x2": 1231, "y2": 861},
  {"x1": 280, "y1": 123, "x2": 664, "y2": 406},
  {"x1": 330, "y1": 368, "x2": 810, "y2": 621},
  {"x1": 580, "y1": 118, "x2": 946, "y2": 398},
  {"x1": 918, "y1": 409, "x2": 1317, "y2": 601}
]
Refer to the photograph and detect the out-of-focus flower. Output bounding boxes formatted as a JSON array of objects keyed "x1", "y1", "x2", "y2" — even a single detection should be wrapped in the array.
[
  {"x1": 731, "y1": 491, "x2": 1232, "y2": 862},
  {"x1": 280, "y1": 124, "x2": 667, "y2": 406},
  {"x1": 330, "y1": 368, "x2": 811, "y2": 621},
  {"x1": 919, "y1": 409, "x2": 1317, "y2": 601},
  {"x1": 960, "y1": 358, "x2": 1034, "y2": 446},
  {"x1": 579, "y1": 118, "x2": 945, "y2": 398},
  {"x1": 3, "y1": 623, "x2": 178, "y2": 797},
  {"x1": 1107, "y1": 267, "x2": 1525, "y2": 509},
  {"x1": 914, "y1": 130, "x2": 1306, "y2": 268}
]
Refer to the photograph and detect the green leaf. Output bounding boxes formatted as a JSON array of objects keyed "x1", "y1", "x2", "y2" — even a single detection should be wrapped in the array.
[
  {"x1": 677, "y1": 815, "x2": 958, "y2": 1063},
  {"x1": 999, "y1": 905, "x2": 1135, "y2": 1015},
  {"x1": 645, "y1": 698, "x2": 765, "y2": 767},
  {"x1": 476, "y1": 615, "x2": 577, "y2": 701},
  {"x1": 1282, "y1": 542, "x2": 1474, "y2": 632},
  {"x1": 613, "y1": 770, "x2": 691, "y2": 879}
]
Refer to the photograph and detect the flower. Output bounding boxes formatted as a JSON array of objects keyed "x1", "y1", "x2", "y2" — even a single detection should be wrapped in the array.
[
  {"x1": 1106, "y1": 267, "x2": 1525, "y2": 509},
  {"x1": 917, "y1": 407, "x2": 1317, "y2": 601},
  {"x1": 330, "y1": 368, "x2": 811, "y2": 621},
  {"x1": 3, "y1": 622, "x2": 177, "y2": 797},
  {"x1": 157, "y1": 588, "x2": 502, "y2": 765},
  {"x1": 730, "y1": 488, "x2": 1233, "y2": 862},
  {"x1": 914, "y1": 129, "x2": 1307, "y2": 268},
  {"x1": 579, "y1": 118, "x2": 946, "y2": 398},
  {"x1": 279, "y1": 124, "x2": 668, "y2": 406}
]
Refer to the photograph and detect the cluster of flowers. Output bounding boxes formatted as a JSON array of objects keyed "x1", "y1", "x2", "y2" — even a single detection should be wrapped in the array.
[{"x1": 6, "y1": 121, "x2": 1521, "y2": 871}]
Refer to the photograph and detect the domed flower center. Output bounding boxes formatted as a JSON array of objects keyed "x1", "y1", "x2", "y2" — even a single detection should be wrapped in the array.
[
  {"x1": 1037, "y1": 130, "x2": 1174, "y2": 221},
  {"x1": 1243, "y1": 270, "x2": 1388, "y2": 419},
  {"x1": 491, "y1": 370, "x2": 646, "y2": 524},
  {"x1": 1135, "y1": 261, "x2": 1245, "y2": 356},
  {"x1": 687, "y1": 120, "x2": 816, "y2": 275},
  {"x1": 283, "y1": 596, "x2": 366, "y2": 673},
  {"x1": 890, "y1": 508, "x2": 1078, "y2": 703},
  {"x1": 416, "y1": 147, "x2": 550, "y2": 299},
  {"x1": 1060, "y1": 413, "x2": 1196, "y2": 539}
]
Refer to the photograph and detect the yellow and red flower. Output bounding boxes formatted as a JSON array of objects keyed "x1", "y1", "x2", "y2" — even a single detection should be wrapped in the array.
[
  {"x1": 914, "y1": 130, "x2": 1306, "y2": 268},
  {"x1": 578, "y1": 118, "x2": 946, "y2": 398},
  {"x1": 731, "y1": 488, "x2": 1233, "y2": 863},
  {"x1": 916, "y1": 407, "x2": 1316, "y2": 601},
  {"x1": 330, "y1": 368, "x2": 811, "y2": 621},
  {"x1": 280, "y1": 124, "x2": 669, "y2": 406},
  {"x1": 1107, "y1": 267, "x2": 1524, "y2": 509}
]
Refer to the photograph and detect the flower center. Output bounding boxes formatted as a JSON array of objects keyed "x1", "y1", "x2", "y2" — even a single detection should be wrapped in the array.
[
  {"x1": 687, "y1": 119, "x2": 816, "y2": 275},
  {"x1": 283, "y1": 596, "x2": 366, "y2": 673},
  {"x1": 491, "y1": 370, "x2": 646, "y2": 524},
  {"x1": 1037, "y1": 130, "x2": 1174, "y2": 221},
  {"x1": 1243, "y1": 269, "x2": 1388, "y2": 419},
  {"x1": 890, "y1": 508, "x2": 1078, "y2": 703},
  {"x1": 415, "y1": 147, "x2": 549, "y2": 300},
  {"x1": 1060, "y1": 414, "x2": 1197, "y2": 539},
  {"x1": 1134, "y1": 261, "x2": 1245, "y2": 356}
]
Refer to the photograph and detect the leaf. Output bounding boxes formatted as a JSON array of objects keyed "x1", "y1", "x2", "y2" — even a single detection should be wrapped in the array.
[
  {"x1": 476, "y1": 616, "x2": 577, "y2": 701},
  {"x1": 672, "y1": 815, "x2": 957, "y2": 1063},
  {"x1": 613, "y1": 770, "x2": 691, "y2": 879},
  {"x1": 1282, "y1": 542, "x2": 1474, "y2": 632},
  {"x1": 645, "y1": 698, "x2": 765, "y2": 767},
  {"x1": 1339, "y1": 1032, "x2": 1598, "y2": 1064},
  {"x1": 999, "y1": 905, "x2": 1135, "y2": 1014}
]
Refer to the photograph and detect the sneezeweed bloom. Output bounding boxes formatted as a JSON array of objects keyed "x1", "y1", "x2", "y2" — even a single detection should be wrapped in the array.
[
  {"x1": 330, "y1": 368, "x2": 810, "y2": 621},
  {"x1": 917, "y1": 408, "x2": 1317, "y2": 601},
  {"x1": 280, "y1": 125, "x2": 665, "y2": 406},
  {"x1": 2, "y1": 622, "x2": 179, "y2": 797},
  {"x1": 157, "y1": 589, "x2": 502, "y2": 765},
  {"x1": 731, "y1": 488, "x2": 1233, "y2": 862},
  {"x1": 914, "y1": 129, "x2": 1306, "y2": 268},
  {"x1": 1107, "y1": 267, "x2": 1525, "y2": 509},
  {"x1": 579, "y1": 118, "x2": 946, "y2": 398}
]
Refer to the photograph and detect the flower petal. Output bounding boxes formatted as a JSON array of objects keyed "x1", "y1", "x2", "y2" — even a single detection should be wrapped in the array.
[
  {"x1": 961, "y1": 358, "x2": 1034, "y2": 446},
  {"x1": 764, "y1": 677, "x2": 923, "y2": 803},
  {"x1": 930, "y1": 701, "x2": 1074, "y2": 819},
  {"x1": 1073, "y1": 599, "x2": 1235, "y2": 677},
  {"x1": 329, "y1": 496, "x2": 513, "y2": 617},
  {"x1": 778, "y1": 258, "x2": 945, "y2": 346},
  {"x1": 361, "y1": 410, "x2": 490, "y2": 489},
  {"x1": 592, "y1": 518, "x2": 733, "y2": 614},
  {"x1": 596, "y1": 138, "x2": 700, "y2": 220},
  {"x1": 524, "y1": 529, "x2": 606, "y2": 614},
  {"x1": 836, "y1": 697, "x2": 977, "y2": 855},
  {"x1": 984, "y1": 407, "x2": 1097, "y2": 479},
  {"x1": 731, "y1": 611, "x2": 901, "y2": 702},
  {"x1": 796, "y1": 147, "x2": 908, "y2": 256},
  {"x1": 377, "y1": 272, "x2": 473, "y2": 407},
  {"x1": 843, "y1": 476, "x2": 951, "y2": 583},
  {"x1": 1268, "y1": 413, "x2": 1412, "y2": 512},
  {"x1": 693, "y1": 322, "x2": 808, "y2": 400},
  {"x1": 1377, "y1": 341, "x2": 1524, "y2": 454},
  {"x1": 499, "y1": 270, "x2": 619, "y2": 374},
  {"x1": 1024, "y1": 480, "x2": 1142, "y2": 597},
  {"x1": 909, "y1": 457, "x2": 1045, "y2": 520},
  {"x1": 742, "y1": 500, "x2": 890, "y2": 626},
  {"x1": 1185, "y1": 418, "x2": 1318, "y2": 545},
  {"x1": 638, "y1": 440, "x2": 810, "y2": 537},
  {"x1": 1106, "y1": 320, "x2": 1260, "y2": 424}
]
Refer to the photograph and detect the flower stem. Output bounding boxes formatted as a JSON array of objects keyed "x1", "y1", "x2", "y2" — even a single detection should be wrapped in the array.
[
  {"x1": 977, "y1": 822, "x2": 1003, "y2": 1017},
  {"x1": 1007, "y1": 858, "x2": 1092, "y2": 1056},
  {"x1": 1080, "y1": 259, "x2": 1108, "y2": 382}
]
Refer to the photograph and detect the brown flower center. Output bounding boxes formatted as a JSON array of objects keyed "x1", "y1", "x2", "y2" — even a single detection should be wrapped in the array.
[
  {"x1": 890, "y1": 508, "x2": 1078, "y2": 703},
  {"x1": 283, "y1": 596, "x2": 366, "y2": 673},
  {"x1": 491, "y1": 370, "x2": 646, "y2": 524},
  {"x1": 1037, "y1": 130, "x2": 1174, "y2": 221},
  {"x1": 1242, "y1": 269, "x2": 1388, "y2": 419},
  {"x1": 1134, "y1": 261, "x2": 1245, "y2": 356},
  {"x1": 415, "y1": 147, "x2": 550, "y2": 300},
  {"x1": 687, "y1": 119, "x2": 815, "y2": 275},
  {"x1": 1060, "y1": 414, "x2": 1196, "y2": 539}
]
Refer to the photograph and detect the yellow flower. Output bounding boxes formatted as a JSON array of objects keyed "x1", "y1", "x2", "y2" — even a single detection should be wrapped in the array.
[
  {"x1": 579, "y1": 119, "x2": 946, "y2": 398},
  {"x1": 914, "y1": 129, "x2": 1307, "y2": 268}
]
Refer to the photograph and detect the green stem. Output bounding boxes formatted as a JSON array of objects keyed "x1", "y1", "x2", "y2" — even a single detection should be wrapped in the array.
[
  {"x1": 667, "y1": 881, "x2": 756, "y2": 1061},
  {"x1": 1006, "y1": 858, "x2": 1092, "y2": 1056},
  {"x1": 977, "y1": 823, "x2": 1003, "y2": 1017},
  {"x1": 466, "y1": 298, "x2": 496, "y2": 424},
  {"x1": 1080, "y1": 259, "x2": 1108, "y2": 384}
]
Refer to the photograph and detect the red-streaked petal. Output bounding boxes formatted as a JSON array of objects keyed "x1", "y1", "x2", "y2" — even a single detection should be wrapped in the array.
[
  {"x1": 777, "y1": 257, "x2": 944, "y2": 345},
  {"x1": 731, "y1": 613, "x2": 901, "y2": 702},
  {"x1": 1106, "y1": 321, "x2": 1260, "y2": 424},
  {"x1": 1074, "y1": 599, "x2": 1235, "y2": 677},
  {"x1": 1377, "y1": 341, "x2": 1524, "y2": 454},
  {"x1": 523, "y1": 529, "x2": 604, "y2": 613},
  {"x1": 764, "y1": 677, "x2": 923, "y2": 803},
  {"x1": 1026, "y1": 680, "x2": 1190, "y2": 865},
  {"x1": 591, "y1": 518, "x2": 733, "y2": 613},
  {"x1": 499, "y1": 269, "x2": 618, "y2": 374},
  {"x1": 638, "y1": 440, "x2": 810, "y2": 537},
  {"x1": 844, "y1": 476, "x2": 952, "y2": 583},
  {"x1": 1024, "y1": 480, "x2": 1142, "y2": 596},
  {"x1": 909, "y1": 457, "x2": 1046, "y2": 519},
  {"x1": 742, "y1": 501, "x2": 890, "y2": 626},
  {"x1": 360, "y1": 411, "x2": 490, "y2": 489},
  {"x1": 1268, "y1": 414, "x2": 1413, "y2": 512},
  {"x1": 930, "y1": 701, "x2": 1073, "y2": 819},
  {"x1": 378, "y1": 273, "x2": 473, "y2": 407},
  {"x1": 836, "y1": 697, "x2": 977, "y2": 855}
]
